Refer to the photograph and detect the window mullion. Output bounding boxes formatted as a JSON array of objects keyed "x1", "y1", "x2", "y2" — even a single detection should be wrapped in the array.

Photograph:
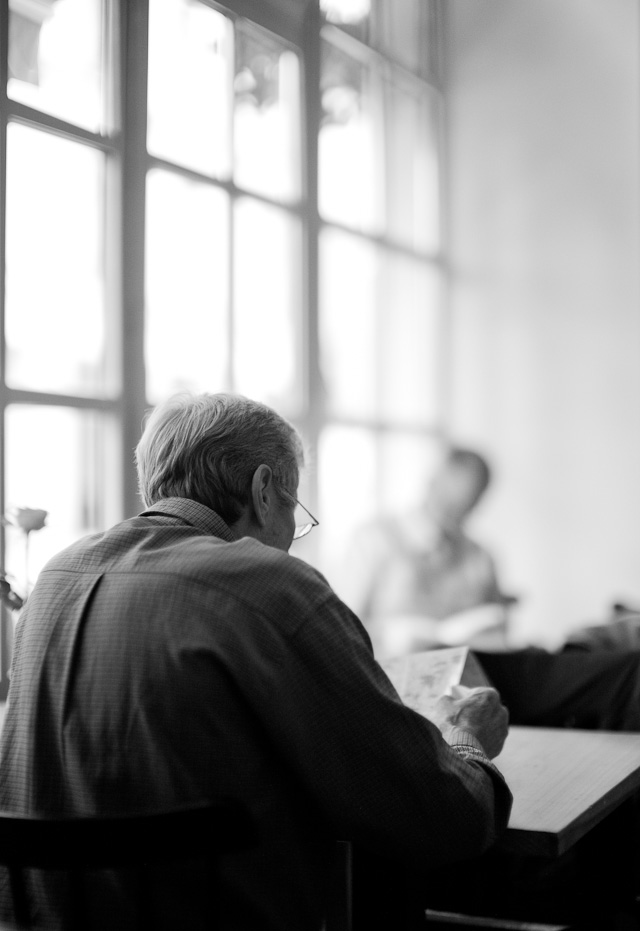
[
  {"x1": 120, "y1": 0, "x2": 149, "y2": 518},
  {"x1": 0, "y1": 0, "x2": 9, "y2": 698},
  {"x1": 301, "y1": 0, "x2": 322, "y2": 521}
]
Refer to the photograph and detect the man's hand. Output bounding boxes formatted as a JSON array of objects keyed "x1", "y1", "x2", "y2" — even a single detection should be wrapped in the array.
[{"x1": 431, "y1": 685, "x2": 509, "y2": 759}]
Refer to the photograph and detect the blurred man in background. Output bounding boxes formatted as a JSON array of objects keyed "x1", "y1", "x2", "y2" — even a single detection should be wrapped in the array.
[
  {"x1": 342, "y1": 446, "x2": 516, "y2": 659},
  {"x1": 342, "y1": 443, "x2": 640, "y2": 733}
]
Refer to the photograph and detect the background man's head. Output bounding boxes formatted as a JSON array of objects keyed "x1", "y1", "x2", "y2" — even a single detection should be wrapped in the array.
[
  {"x1": 135, "y1": 392, "x2": 305, "y2": 529},
  {"x1": 427, "y1": 447, "x2": 492, "y2": 528}
]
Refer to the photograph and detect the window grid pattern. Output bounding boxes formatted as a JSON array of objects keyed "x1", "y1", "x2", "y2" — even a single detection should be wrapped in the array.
[
  {"x1": 0, "y1": 0, "x2": 126, "y2": 696},
  {"x1": 0, "y1": 0, "x2": 447, "y2": 693}
]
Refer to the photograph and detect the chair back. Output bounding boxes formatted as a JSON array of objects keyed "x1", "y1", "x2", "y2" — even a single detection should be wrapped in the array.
[{"x1": 0, "y1": 799, "x2": 256, "y2": 930}]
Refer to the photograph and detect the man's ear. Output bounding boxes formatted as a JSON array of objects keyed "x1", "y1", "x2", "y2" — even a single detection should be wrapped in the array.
[{"x1": 250, "y1": 464, "x2": 274, "y2": 528}]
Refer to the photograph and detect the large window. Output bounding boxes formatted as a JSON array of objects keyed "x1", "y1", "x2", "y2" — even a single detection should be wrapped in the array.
[{"x1": 0, "y1": 0, "x2": 446, "y2": 692}]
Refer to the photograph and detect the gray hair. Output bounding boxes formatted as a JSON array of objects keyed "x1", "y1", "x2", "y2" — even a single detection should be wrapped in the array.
[{"x1": 135, "y1": 392, "x2": 305, "y2": 525}]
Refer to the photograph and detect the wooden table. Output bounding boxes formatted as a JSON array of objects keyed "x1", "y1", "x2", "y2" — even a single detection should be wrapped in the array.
[
  {"x1": 494, "y1": 725, "x2": 640, "y2": 857},
  {"x1": 336, "y1": 727, "x2": 640, "y2": 929}
]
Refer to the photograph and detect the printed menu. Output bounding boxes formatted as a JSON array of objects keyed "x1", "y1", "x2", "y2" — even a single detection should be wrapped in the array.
[{"x1": 380, "y1": 647, "x2": 489, "y2": 721}]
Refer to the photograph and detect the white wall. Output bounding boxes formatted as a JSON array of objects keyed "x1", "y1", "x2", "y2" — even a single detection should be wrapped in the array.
[{"x1": 445, "y1": 0, "x2": 640, "y2": 647}]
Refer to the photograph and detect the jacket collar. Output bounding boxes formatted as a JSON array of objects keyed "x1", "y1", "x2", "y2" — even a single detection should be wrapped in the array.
[{"x1": 138, "y1": 497, "x2": 236, "y2": 543}]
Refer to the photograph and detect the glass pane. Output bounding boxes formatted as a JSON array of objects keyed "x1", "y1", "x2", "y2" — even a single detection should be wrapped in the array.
[
  {"x1": 316, "y1": 425, "x2": 441, "y2": 619},
  {"x1": 377, "y1": 432, "x2": 441, "y2": 515},
  {"x1": 5, "y1": 123, "x2": 113, "y2": 397},
  {"x1": 145, "y1": 169, "x2": 230, "y2": 404},
  {"x1": 319, "y1": 229, "x2": 378, "y2": 421},
  {"x1": 320, "y1": 0, "x2": 371, "y2": 41},
  {"x1": 322, "y1": 0, "x2": 437, "y2": 79},
  {"x1": 316, "y1": 424, "x2": 376, "y2": 591},
  {"x1": 8, "y1": 0, "x2": 111, "y2": 132},
  {"x1": 320, "y1": 229, "x2": 443, "y2": 425},
  {"x1": 147, "y1": 0, "x2": 233, "y2": 178},
  {"x1": 374, "y1": 0, "x2": 431, "y2": 75},
  {"x1": 234, "y1": 22, "x2": 301, "y2": 203},
  {"x1": 233, "y1": 199, "x2": 302, "y2": 417},
  {"x1": 385, "y1": 75, "x2": 441, "y2": 253},
  {"x1": 378, "y1": 255, "x2": 443, "y2": 424},
  {"x1": 4, "y1": 405, "x2": 121, "y2": 596},
  {"x1": 319, "y1": 39, "x2": 383, "y2": 233}
]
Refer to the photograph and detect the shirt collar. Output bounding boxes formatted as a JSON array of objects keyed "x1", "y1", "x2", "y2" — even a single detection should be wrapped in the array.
[{"x1": 138, "y1": 497, "x2": 236, "y2": 542}]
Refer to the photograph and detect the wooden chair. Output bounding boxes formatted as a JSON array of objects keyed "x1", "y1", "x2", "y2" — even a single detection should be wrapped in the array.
[
  {"x1": 424, "y1": 909, "x2": 571, "y2": 930},
  {"x1": 0, "y1": 799, "x2": 256, "y2": 930},
  {"x1": 324, "y1": 843, "x2": 574, "y2": 931}
]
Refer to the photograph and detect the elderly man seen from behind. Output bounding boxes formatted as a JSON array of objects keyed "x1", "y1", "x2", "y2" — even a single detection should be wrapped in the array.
[{"x1": 0, "y1": 392, "x2": 511, "y2": 930}]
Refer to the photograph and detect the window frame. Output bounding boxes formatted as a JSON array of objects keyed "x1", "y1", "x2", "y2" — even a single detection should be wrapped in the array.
[{"x1": 0, "y1": 0, "x2": 447, "y2": 695}]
